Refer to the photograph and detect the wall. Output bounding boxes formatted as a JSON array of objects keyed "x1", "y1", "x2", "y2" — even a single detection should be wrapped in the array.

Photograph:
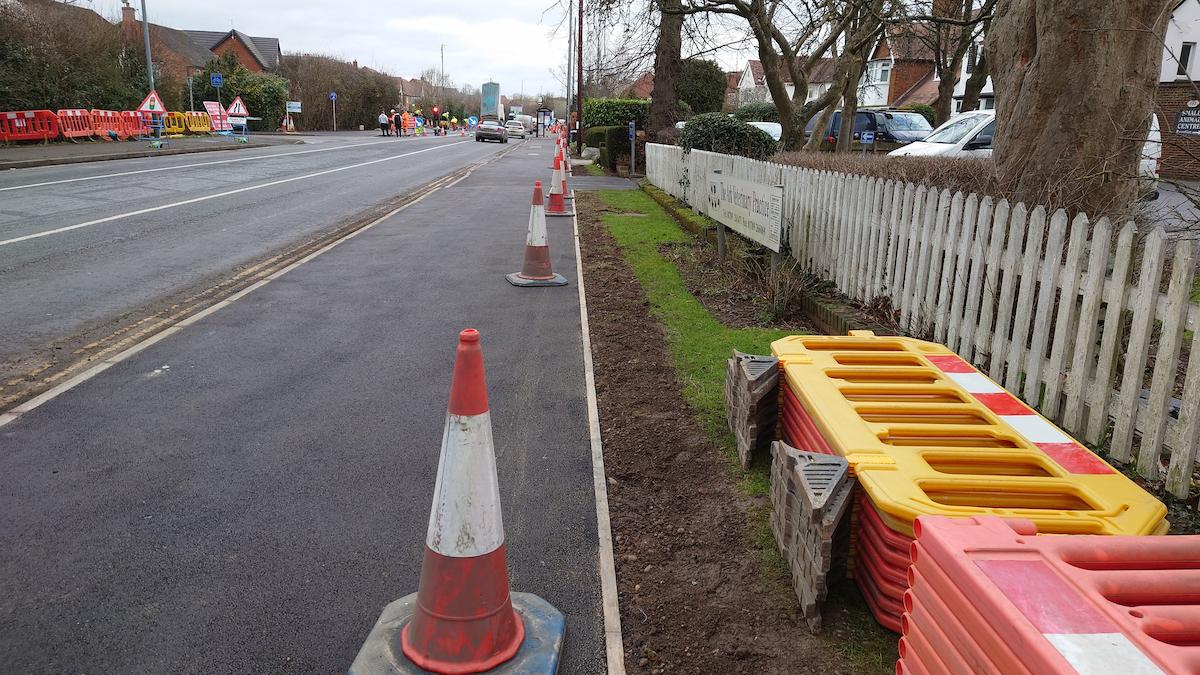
[
  {"x1": 887, "y1": 61, "x2": 931, "y2": 106},
  {"x1": 1162, "y1": 0, "x2": 1200, "y2": 82},
  {"x1": 1156, "y1": 81, "x2": 1200, "y2": 180},
  {"x1": 214, "y1": 36, "x2": 263, "y2": 73},
  {"x1": 645, "y1": 142, "x2": 1200, "y2": 498}
]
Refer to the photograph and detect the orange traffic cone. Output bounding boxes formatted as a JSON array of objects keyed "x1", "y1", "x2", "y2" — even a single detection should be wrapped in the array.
[
  {"x1": 545, "y1": 164, "x2": 574, "y2": 218},
  {"x1": 349, "y1": 330, "x2": 566, "y2": 674},
  {"x1": 508, "y1": 181, "x2": 568, "y2": 286}
]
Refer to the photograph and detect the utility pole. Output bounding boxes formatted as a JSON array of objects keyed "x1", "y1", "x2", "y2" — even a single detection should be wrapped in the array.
[
  {"x1": 440, "y1": 44, "x2": 446, "y2": 122},
  {"x1": 566, "y1": 0, "x2": 574, "y2": 124},
  {"x1": 139, "y1": 0, "x2": 154, "y2": 90},
  {"x1": 576, "y1": 0, "x2": 584, "y2": 155}
]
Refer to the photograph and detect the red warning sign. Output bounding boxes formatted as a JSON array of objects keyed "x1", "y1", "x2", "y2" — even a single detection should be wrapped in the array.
[
  {"x1": 226, "y1": 96, "x2": 249, "y2": 116},
  {"x1": 137, "y1": 89, "x2": 166, "y2": 114}
]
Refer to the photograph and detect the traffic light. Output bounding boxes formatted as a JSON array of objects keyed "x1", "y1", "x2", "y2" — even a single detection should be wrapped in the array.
[{"x1": 433, "y1": 106, "x2": 439, "y2": 116}]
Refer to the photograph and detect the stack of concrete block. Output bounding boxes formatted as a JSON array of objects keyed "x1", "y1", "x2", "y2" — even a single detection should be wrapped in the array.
[
  {"x1": 724, "y1": 350, "x2": 779, "y2": 468},
  {"x1": 768, "y1": 441, "x2": 854, "y2": 633}
]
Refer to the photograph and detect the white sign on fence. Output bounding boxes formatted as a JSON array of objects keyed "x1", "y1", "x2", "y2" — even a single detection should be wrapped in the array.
[{"x1": 707, "y1": 170, "x2": 784, "y2": 252}]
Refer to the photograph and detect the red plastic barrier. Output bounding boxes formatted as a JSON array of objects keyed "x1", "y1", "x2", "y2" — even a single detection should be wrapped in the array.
[
  {"x1": 781, "y1": 385, "x2": 837, "y2": 455},
  {"x1": 121, "y1": 111, "x2": 151, "y2": 138},
  {"x1": 89, "y1": 109, "x2": 126, "y2": 140},
  {"x1": 0, "y1": 110, "x2": 58, "y2": 142},
  {"x1": 56, "y1": 108, "x2": 94, "y2": 139},
  {"x1": 901, "y1": 516, "x2": 1200, "y2": 675}
]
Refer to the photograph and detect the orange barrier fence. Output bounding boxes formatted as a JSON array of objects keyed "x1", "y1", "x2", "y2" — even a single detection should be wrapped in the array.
[
  {"x1": 0, "y1": 110, "x2": 59, "y2": 143},
  {"x1": 902, "y1": 516, "x2": 1200, "y2": 675},
  {"x1": 56, "y1": 108, "x2": 95, "y2": 139},
  {"x1": 89, "y1": 109, "x2": 126, "y2": 140},
  {"x1": 121, "y1": 110, "x2": 151, "y2": 138}
]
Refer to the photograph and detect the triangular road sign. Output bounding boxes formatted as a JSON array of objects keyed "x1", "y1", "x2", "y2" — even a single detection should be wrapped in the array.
[
  {"x1": 226, "y1": 96, "x2": 249, "y2": 116},
  {"x1": 137, "y1": 89, "x2": 166, "y2": 114}
]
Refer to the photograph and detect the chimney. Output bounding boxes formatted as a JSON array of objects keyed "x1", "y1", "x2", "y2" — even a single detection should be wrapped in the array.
[
  {"x1": 352, "y1": 60, "x2": 358, "y2": 69},
  {"x1": 121, "y1": 1, "x2": 136, "y2": 34}
]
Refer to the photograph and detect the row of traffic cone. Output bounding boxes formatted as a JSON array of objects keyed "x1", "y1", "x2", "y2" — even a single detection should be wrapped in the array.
[{"x1": 506, "y1": 139, "x2": 576, "y2": 287}]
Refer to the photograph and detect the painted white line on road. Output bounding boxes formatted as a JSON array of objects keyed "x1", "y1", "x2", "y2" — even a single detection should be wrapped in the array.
[
  {"x1": 0, "y1": 141, "x2": 470, "y2": 248},
  {"x1": 0, "y1": 137, "x2": 415, "y2": 193},
  {"x1": 572, "y1": 207, "x2": 627, "y2": 674},
  {"x1": 0, "y1": 169, "x2": 457, "y2": 429}
]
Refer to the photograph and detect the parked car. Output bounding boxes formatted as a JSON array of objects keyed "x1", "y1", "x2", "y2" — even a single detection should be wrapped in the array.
[
  {"x1": 747, "y1": 121, "x2": 783, "y2": 141},
  {"x1": 475, "y1": 119, "x2": 508, "y2": 143},
  {"x1": 804, "y1": 109, "x2": 933, "y2": 151},
  {"x1": 1141, "y1": 112, "x2": 1162, "y2": 199},
  {"x1": 505, "y1": 120, "x2": 527, "y2": 139},
  {"x1": 887, "y1": 110, "x2": 995, "y2": 158}
]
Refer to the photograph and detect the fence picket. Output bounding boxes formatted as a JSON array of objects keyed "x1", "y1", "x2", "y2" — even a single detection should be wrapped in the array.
[
  {"x1": 878, "y1": 181, "x2": 902, "y2": 294},
  {"x1": 1043, "y1": 213, "x2": 1089, "y2": 420},
  {"x1": 1168, "y1": 324, "x2": 1200, "y2": 497},
  {"x1": 899, "y1": 185, "x2": 927, "y2": 326},
  {"x1": 1137, "y1": 240, "x2": 1194, "y2": 477},
  {"x1": 1085, "y1": 223, "x2": 1137, "y2": 445},
  {"x1": 950, "y1": 195, "x2": 982, "y2": 355},
  {"x1": 1022, "y1": 209, "x2": 1069, "y2": 404},
  {"x1": 1063, "y1": 218, "x2": 1113, "y2": 433},
  {"x1": 909, "y1": 189, "x2": 940, "y2": 331},
  {"x1": 1110, "y1": 228, "x2": 1168, "y2": 463},
  {"x1": 1005, "y1": 205, "x2": 1047, "y2": 392},
  {"x1": 935, "y1": 192, "x2": 966, "y2": 343},
  {"x1": 865, "y1": 180, "x2": 888, "y2": 296},
  {"x1": 990, "y1": 203, "x2": 1028, "y2": 381},
  {"x1": 891, "y1": 183, "x2": 917, "y2": 300},
  {"x1": 856, "y1": 178, "x2": 876, "y2": 299},
  {"x1": 973, "y1": 199, "x2": 1008, "y2": 365}
]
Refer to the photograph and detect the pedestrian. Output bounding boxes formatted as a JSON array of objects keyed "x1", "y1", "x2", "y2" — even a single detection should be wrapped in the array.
[
  {"x1": 392, "y1": 110, "x2": 402, "y2": 137},
  {"x1": 378, "y1": 111, "x2": 390, "y2": 136}
]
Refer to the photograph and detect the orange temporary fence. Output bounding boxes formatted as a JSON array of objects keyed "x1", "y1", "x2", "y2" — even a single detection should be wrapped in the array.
[
  {"x1": 89, "y1": 109, "x2": 126, "y2": 140},
  {"x1": 56, "y1": 108, "x2": 95, "y2": 139},
  {"x1": 0, "y1": 110, "x2": 59, "y2": 143},
  {"x1": 121, "y1": 110, "x2": 152, "y2": 138},
  {"x1": 184, "y1": 111, "x2": 211, "y2": 133},
  {"x1": 902, "y1": 516, "x2": 1200, "y2": 675}
]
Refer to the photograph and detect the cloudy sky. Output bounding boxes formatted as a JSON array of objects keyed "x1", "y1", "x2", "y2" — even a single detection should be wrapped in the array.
[{"x1": 91, "y1": 0, "x2": 583, "y2": 98}]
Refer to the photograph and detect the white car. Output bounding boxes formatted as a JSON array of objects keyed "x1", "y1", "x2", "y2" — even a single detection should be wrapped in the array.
[
  {"x1": 888, "y1": 110, "x2": 995, "y2": 158},
  {"x1": 504, "y1": 121, "x2": 527, "y2": 139}
]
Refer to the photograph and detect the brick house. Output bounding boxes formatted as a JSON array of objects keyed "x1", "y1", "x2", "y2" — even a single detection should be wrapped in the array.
[
  {"x1": 725, "y1": 71, "x2": 740, "y2": 110},
  {"x1": 1156, "y1": 0, "x2": 1200, "y2": 180},
  {"x1": 859, "y1": 26, "x2": 938, "y2": 108},
  {"x1": 119, "y1": 0, "x2": 280, "y2": 82},
  {"x1": 736, "y1": 58, "x2": 837, "y2": 105},
  {"x1": 183, "y1": 30, "x2": 281, "y2": 73}
]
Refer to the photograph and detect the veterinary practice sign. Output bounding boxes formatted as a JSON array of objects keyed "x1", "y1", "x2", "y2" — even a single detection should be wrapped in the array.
[{"x1": 707, "y1": 170, "x2": 784, "y2": 252}]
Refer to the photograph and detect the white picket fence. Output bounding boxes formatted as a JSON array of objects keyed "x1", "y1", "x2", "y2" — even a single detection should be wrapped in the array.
[{"x1": 646, "y1": 143, "x2": 1200, "y2": 498}]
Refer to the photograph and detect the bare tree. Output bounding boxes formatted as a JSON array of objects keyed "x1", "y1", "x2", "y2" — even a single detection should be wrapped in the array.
[
  {"x1": 891, "y1": 0, "x2": 998, "y2": 124},
  {"x1": 987, "y1": 0, "x2": 1174, "y2": 215},
  {"x1": 649, "y1": 0, "x2": 686, "y2": 133}
]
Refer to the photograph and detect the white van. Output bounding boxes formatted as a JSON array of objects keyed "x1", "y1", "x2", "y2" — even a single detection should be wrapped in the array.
[{"x1": 889, "y1": 110, "x2": 1162, "y2": 196}]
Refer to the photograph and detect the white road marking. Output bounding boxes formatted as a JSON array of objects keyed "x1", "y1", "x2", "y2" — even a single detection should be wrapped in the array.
[
  {"x1": 0, "y1": 141, "x2": 470, "y2": 248},
  {"x1": 572, "y1": 204, "x2": 627, "y2": 674},
  {"x1": 0, "y1": 137, "x2": 411, "y2": 193}
]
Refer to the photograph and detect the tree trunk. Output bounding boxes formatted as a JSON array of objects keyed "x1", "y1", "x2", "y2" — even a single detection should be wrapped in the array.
[
  {"x1": 836, "y1": 70, "x2": 859, "y2": 152},
  {"x1": 987, "y1": 0, "x2": 1173, "y2": 215},
  {"x1": 804, "y1": 102, "x2": 837, "y2": 150},
  {"x1": 648, "y1": 0, "x2": 684, "y2": 134},
  {"x1": 933, "y1": 72, "x2": 958, "y2": 124},
  {"x1": 959, "y1": 50, "x2": 988, "y2": 112}
]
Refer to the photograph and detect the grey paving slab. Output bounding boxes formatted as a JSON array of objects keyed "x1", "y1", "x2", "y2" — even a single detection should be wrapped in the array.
[{"x1": 0, "y1": 139, "x2": 604, "y2": 673}]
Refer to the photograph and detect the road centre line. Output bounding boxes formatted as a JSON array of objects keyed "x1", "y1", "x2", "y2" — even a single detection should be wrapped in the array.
[
  {"x1": 0, "y1": 141, "x2": 471, "y2": 248},
  {"x1": 0, "y1": 137, "x2": 412, "y2": 193}
]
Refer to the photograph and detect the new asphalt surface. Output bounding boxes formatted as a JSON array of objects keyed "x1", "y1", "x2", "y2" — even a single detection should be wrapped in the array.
[
  {"x1": 0, "y1": 132, "x2": 505, "y2": 369},
  {"x1": 0, "y1": 138, "x2": 605, "y2": 672}
]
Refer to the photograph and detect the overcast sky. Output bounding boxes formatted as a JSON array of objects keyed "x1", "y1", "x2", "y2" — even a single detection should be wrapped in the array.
[{"x1": 91, "y1": 0, "x2": 584, "y2": 98}]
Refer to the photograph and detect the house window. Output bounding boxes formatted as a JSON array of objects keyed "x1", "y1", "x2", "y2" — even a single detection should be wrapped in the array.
[
  {"x1": 866, "y1": 60, "x2": 891, "y2": 84},
  {"x1": 966, "y1": 43, "x2": 978, "y2": 74},
  {"x1": 1180, "y1": 42, "x2": 1195, "y2": 78}
]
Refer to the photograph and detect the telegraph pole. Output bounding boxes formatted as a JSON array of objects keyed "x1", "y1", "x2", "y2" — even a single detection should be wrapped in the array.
[
  {"x1": 575, "y1": 0, "x2": 583, "y2": 155},
  {"x1": 139, "y1": 0, "x2": 154, "y2": 90},
  {"x1": 566, "y1": 0, "x2": 574, "y2": 125},
  {"x1": 440, "y1": 44, "x2": 446, "y2": 121}
]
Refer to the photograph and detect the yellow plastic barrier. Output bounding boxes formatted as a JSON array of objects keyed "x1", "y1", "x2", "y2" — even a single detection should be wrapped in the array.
[
  {"x1": 184, "y1": 111, "x2": 211, "y2": 133},
  {"x1": 772, "y1": 331, "x2": 1167, "y2": 537},
  {"x1": 163, "y1": 111, "x2": 187, "y2": 135}
]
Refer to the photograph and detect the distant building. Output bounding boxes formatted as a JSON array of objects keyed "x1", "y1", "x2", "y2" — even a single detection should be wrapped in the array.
[
  {"x1": 859, "y1": 26, "x2": 938, "y2": 108},
  {"x1": 736, "y1": 58, "x2": 836, "y2": 106},
  {"x1": 725, "y1": 71, "x2": 740, "y2": 110}
]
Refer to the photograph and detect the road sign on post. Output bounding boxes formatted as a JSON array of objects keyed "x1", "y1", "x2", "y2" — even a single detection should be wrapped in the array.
[
  {"x1": 329, "y1": 92, "x2": 337, "y2": 132},
  {"x1": 137, "y1": 90, "x2": 165, "y2": 114},
  {"x1": 226, "y1": 96, "x2": 249, "y2": 137},
  {"x1": 210, "y1": 72, "x2": 223, "y2": 88},
  {"x1": 628, "y1": 120, "x2": 637, "y2": 177},
  {"x1": 860, "y1": 130, "x2": 875, "y2": 156}
]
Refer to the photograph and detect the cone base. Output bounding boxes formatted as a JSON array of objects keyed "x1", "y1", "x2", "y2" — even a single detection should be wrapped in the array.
[
  {"x1": 349, "y1": 592, "x2": 566, "y2": 675},
  {"x1": 544, "y1": 206, "x2": 576, "y2": 217},
  {"x1": 507, "y1": 272, "x2": 568, "y2": 287}
]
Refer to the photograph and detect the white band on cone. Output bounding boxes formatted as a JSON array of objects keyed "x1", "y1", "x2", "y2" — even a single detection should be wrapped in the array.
[
  {"x1": 527, "y1": 203, "x2": 548, "y2": 246},
  {"x1": 425, "y1": 412, "x2": 506, "y2": 558}
]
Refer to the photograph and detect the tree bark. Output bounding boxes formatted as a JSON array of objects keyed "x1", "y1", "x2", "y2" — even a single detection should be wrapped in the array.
[
  {"x1": 959, "y1": 49, "x2": 988, "y2": 112},
  {"x1": 836, "y1": 57, "x2": 863, "y2": 152},
  {"x1": 987, "y1": 0, "x2": 1173, "y2": 215},
  {"x1": 648, "y1": 0, "x2": 684, "y2": 134},
  {"x1": 933, "y1": 73, "x2": 958, "y2": 124}
]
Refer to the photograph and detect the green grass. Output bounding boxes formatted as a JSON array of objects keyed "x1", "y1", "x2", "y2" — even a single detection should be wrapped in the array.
[
  {"x1": 583, "y1": 162, "x2": 605, "y2": 176},
  {"x1": 593, "y1": 188, "x2": 895, "y2": 673}
]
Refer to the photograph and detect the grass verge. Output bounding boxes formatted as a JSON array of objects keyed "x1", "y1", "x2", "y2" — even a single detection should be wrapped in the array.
[
  {"x1": 583, "y1": 162, "x2": 605, "y2": 176},
  {"x1": 592, "y1": 187, "x2": 896, "y2": 672}
]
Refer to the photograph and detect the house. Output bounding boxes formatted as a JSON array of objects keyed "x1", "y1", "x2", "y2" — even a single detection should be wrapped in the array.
[
  {"x1": 119, "y1": 0, "x2": 281, "y2": 82},
  {"x1": 725, "y1": 71, "x2": 740, "y2": 109},
  {"x1": 624, "y1": 73, "x2": 656, "y2": 99},
  {"x1": 736, "y1": 57, "x2": 836, "y2": 105},
  {"x1": 859, "y1": 26, "x2": 938, "y2": 108}
]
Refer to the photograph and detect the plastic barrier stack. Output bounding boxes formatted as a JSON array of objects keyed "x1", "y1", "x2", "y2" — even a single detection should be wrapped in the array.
[
  {"x1": 902, "y1": 516, "x2": 1200, "y2": 675},
  {"x1": 89, "y1": 109, "x2": 126, "y2": 140},
  {"x1": 1, "y1": 110, "x2": 58, "y2": 143},
  {"x1": 770, "y1": 331, "x2": 1168, "y2": 632},
  {"x1": 56, "y1": 108, "x2": 94, "y2": 139},
  {"x1": 163, "y1": 111, "x2": 188, "y2": 135},
  {"x1": 184, "y1": 111, "x2": 212, "y2": 134},
  {"x1": 121, "y1": 110, "x2": 151, "y2": 138}
]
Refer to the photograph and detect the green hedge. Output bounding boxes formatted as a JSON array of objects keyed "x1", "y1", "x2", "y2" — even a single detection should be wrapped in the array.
[
  {"x1": 732, "y1": 102, "x2": 779, "y2": 123},
  {"x1": 680, "y1": 112, "x2": 777, "y2": 160},
  {"x1": 603, "y1": 125, "x2": 630, "y2": 170},
  {"x1": 583, "y1": 126, "x2": 610, "y2": 148},
  {"x1": 583, "y1": 98, "x2": 648, "y2": 128}
]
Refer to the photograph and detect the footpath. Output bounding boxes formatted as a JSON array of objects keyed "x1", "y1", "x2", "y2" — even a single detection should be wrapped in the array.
[
  {"x1": 0, "y1": 139, "x2": 608, "y2": 672},
  {"x1": 0, "y1": 133, "x2": 303, "y2": 170}
]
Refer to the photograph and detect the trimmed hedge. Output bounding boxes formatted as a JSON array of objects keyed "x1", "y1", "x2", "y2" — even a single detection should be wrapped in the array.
[
  {"x1": 583, "y1": 126, "x2": 610, "y2": 148},
  {"x1": 583, "y1": 98, "x2": 648, "y2": 128},
  {"x1": 680, "y1": 112, "x2": 777, "y2": 160},
  {"x1": 603, "y1": 125, "x2": 630, "y2": 170},
  {"x1": 732, "y1": 102, "x2": 779, "y2": 123}
]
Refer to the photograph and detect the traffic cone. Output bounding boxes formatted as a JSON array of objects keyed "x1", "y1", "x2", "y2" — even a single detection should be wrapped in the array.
[
  {"x1": 546, "y1": 165, "x2": 575, "y2": 218},
  {"x1": 349, "y1": 329, "x2": 566, "y2": 675},
  {"x1": 508, "y1": 181, "x2": 568, "y2": 286},
  {"x1": 551, "y1": 148, "x2": 561, "y2": 171}
]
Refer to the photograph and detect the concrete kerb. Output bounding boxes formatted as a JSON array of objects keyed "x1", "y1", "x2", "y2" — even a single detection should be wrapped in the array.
[{"x1": 0, "y1": 140, "x2": 296, "y2": 171}]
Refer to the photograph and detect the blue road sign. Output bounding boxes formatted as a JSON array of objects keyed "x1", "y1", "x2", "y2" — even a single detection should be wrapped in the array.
[
  {"x1": 467, "y1": 115, "x2": 478, "y2": 127},
  {"x1": 861, "y1": 131, "x2": 876, "y2": 144},
  {"x1": 628, "y1": 120, "x2": 636, "y2": 140},
  {"x1": 329, "y1": 91, "x2": 337, "y2": 101},
  {"x1": 210, "y1": 72, "x2": 223, "y2": 88}
]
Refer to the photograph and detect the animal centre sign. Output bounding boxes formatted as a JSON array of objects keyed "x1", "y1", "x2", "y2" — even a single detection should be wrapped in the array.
[{"x1": 707, "y1": 171, "x2": 784, "y2": 252}]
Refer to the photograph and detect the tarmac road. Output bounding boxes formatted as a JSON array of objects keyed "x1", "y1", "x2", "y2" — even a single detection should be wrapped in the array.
[
  {"x1": 0, "y1": 132, "x2": 508, "y2": 372},
  {"x1": 0, "y1": 138, "x2": 606, "y2": 672}
]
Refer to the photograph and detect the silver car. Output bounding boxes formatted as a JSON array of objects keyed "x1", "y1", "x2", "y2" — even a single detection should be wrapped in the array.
[
  {"x1": 475, "y1": 120, "x2": 508, "y2": 143},
  {"x1": 504, "y1": 121, "x2": 527, "y2": 139}
]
